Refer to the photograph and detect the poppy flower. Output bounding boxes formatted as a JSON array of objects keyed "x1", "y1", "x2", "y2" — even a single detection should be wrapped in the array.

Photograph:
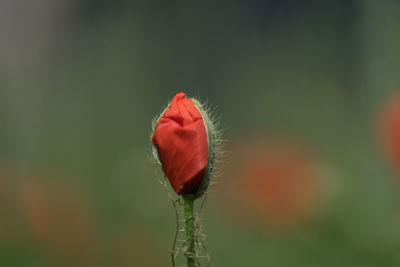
[
  {"x1": 379, "y1": 91, "x2": 400, "y2": 175},
  {"x1": 151, "y1": 92, "x2": 221, "y2": 196},
  {"x1": 216, "y1": 134, "x2": 322, "y2": 230},
  {"x1": 22, "y1": 178, "x2": 94, "y2": 258}
]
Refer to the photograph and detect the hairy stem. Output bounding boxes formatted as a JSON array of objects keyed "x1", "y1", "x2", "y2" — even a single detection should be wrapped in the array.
[{"x1": 183, "y1": 195, "x2": 196, "y2": 267}]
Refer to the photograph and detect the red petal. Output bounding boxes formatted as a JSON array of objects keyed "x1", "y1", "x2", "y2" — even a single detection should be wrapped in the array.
[{"x1": 152, "y1": 92, "x2": 208, "y2": 195}]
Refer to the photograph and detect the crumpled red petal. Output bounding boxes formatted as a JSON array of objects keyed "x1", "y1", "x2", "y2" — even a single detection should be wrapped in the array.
[{"x1": 152, "y1": 92, "x2": 208, "y2": 195}]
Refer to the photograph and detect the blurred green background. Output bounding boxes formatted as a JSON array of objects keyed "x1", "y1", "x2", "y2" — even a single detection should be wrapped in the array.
[{"x1": 1, "y1": 0, "x2": 400, "y2": 266}]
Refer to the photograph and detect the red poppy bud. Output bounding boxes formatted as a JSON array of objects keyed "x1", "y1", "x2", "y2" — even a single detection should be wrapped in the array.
[{"x1": 151, "y1": 92, "x2": 219, "y2": 196}]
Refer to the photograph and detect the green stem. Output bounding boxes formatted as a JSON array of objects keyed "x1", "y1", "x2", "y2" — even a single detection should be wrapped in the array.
[{"x1": 183, "y1": 194, "x2": 196, "y2": 267}]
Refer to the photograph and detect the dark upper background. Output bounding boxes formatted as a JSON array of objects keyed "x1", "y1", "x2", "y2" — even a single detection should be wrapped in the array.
[{"x1": 1, "y1": 0, "x2": 400, "y2": 266}]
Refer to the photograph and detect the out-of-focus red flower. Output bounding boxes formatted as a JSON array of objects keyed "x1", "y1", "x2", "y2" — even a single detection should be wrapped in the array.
[
  {"x1": 217, "y1": 134, "x2": 321, "y2": 230},
  {"x1": 379, "y1": 92, "x2": 400, "y2": 175},
  {"x1": 21, "y1": 178, "x2": 94, "y2": 258},
  {"x1": 151, "y1": 92, "x2": 209, "y2": 195}
]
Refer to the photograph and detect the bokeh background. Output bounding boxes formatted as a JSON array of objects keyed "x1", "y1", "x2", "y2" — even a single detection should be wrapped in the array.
[{"x1": 1, "y1": 0, "x2": 400, "y2": 266}]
